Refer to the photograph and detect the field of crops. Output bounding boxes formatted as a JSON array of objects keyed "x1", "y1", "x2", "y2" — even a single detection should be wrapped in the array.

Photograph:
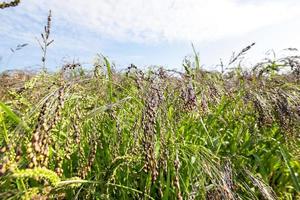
[
  {"x1": 0, "y1": 4, "x2": 300, "y2": 199},
  {"x1": 0, "y1": 50, "x2": 300, "y2": 199}
]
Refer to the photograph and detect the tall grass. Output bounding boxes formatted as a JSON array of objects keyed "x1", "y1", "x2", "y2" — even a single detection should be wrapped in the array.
[{"x1": 0, "y1": 53, "x2": 300, "y2": 199}]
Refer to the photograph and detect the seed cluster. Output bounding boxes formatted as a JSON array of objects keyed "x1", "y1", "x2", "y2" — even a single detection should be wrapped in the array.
[
  {"x1": 72, "y1": 109, "x2": 86, "y2": 175},
  {"x1": 55, "y1": 110, "x2": 82, "y2": 177},
  {"x1": 158, "y1": 129, "x2": 168, "y2": 174},
  {"x1": 78, "y1": 135, "x2": 98, "y2": 179},
  {"x1": 37, "y1": 10, "x2": 53, "y2": 71},
  {"x1": 0, "y1": 0, "x2": 20, "y2": 9},
  {"x1": 55, "y1": 111, "x2": 80, "y2": 177},
  {"x1": 0, "y1": 145, "x2": 11, "y2": 176},
  {"x1": 142, "y1": 78, "x2": 163, "y2": 182},
  {"x1": 274, "y1": 90, "x2": 291, "y2": 128},
  {"x1": 62, "y1": 63, "x2": 81, "y2": 72},
  {"x1": 188, "y1": 175, "x2": 201, "y2": 200},
  {"x1": 27, "y1": 100, "x2": 49, "y2": 168},
  {"x1": 221, "y1": 160, "x2": 236, "y2": 200},
  {"x1": 55, "y1": 156, "x2": 64, "y2": 177},
  {"x1": 27, "y1": 86, "x2": 65, "y2": 169},
  {"x1": 126, "y1": 64, "x2": 145, "y2": 90},
  {"x1": 206, "y1": 188, "x2": 228, "y2": 200},
  {"x1": 181, "y1": 81, "x2": 197, "y2": 111},
  {"x1": 174, "y1": 151, "x2": 183, "y2": 200},
  {"x1": 0, "y1": 140, "x2": 23, "y2": 176},
  {"x1": 246, "y1": 170, "x2": 276, "y2": 200},
  {"x1": 255, "y1": 100, "x2": 266, "y2": 126}
]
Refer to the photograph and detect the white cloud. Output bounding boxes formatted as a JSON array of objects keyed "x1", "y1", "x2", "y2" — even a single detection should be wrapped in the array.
[
  {"x1": 10, "y1": 0, "x2": 297, "y2": 43},
  {"x1": 1, "y1": 0, "x2": 300, "y2": 46}
]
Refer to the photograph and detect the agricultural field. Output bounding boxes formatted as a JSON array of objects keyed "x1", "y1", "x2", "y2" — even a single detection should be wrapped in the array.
[
  {"x1": 1, "y1": 50, "x2": 300, "y2": 199},
  {"x1": 1, "y1": 2, "x2": 300, "y2": 200}
]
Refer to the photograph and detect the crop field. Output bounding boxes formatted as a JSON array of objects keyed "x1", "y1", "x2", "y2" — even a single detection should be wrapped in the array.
[
  {"x1": 1, "y1": 50, "x2": 300, "y2": 199},
  {"x1": 1, "y1": 4, "x2": 300, "y2": 200}
]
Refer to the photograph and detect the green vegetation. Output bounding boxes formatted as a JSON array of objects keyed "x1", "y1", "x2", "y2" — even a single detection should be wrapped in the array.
[
  {"x1": 1, "y1": 8, "x2": 300, "y2": 200},
  {"x1": 0, "y1": 52, "x2": 300, "y2": 199}
]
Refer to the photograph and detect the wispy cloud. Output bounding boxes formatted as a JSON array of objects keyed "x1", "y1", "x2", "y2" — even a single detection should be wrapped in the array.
[{"x1": 2, "y1": 0, "x2": 300, "y2": 43}]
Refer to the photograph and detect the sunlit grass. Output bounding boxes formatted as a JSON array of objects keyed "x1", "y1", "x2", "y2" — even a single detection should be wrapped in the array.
[{"x1": 0, "y1": 53, "x2": 299, "y2": 199}]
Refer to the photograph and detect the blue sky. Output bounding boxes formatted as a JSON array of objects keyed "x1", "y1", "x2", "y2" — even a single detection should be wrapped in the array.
[{"x1": 1, "y1": 0, "x2": 300, "y2": 72}]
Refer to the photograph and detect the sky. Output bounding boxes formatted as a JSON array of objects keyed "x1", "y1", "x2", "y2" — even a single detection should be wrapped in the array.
[{"x1": 1, "y1": 0, "x2": 300, "y2": 72}]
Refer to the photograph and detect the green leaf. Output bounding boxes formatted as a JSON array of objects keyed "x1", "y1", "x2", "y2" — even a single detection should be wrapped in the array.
[
  {"x1": 103, "y1": 55, "x2": 114, "y2": 103},
  {"x1": 280, "y1": 147, "x2": 300, "y2": 192},
  {"x1": 0, "y1": 101, "x2": 30, "y2": 131}
]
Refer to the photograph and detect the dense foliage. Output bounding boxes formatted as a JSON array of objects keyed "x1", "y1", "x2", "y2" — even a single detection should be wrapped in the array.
[{"x1": 0, "y1": 52, "x2": 300, "y2": 199}]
